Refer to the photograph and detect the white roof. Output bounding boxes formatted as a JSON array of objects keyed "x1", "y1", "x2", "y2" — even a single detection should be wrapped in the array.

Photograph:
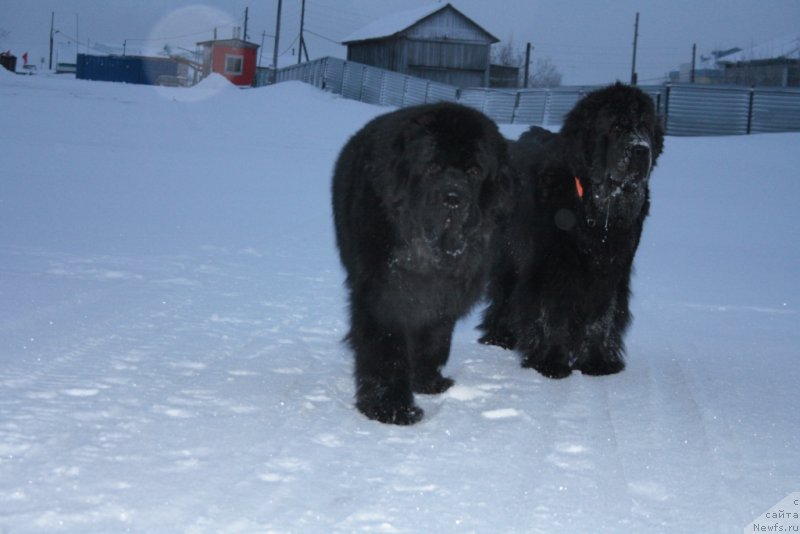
[
  {"x1": 720, "y1": 34, "x2": 800, "y2": 63},
  {"x1": 342, "y1": 3, "x2": 449, "y2": 44}
]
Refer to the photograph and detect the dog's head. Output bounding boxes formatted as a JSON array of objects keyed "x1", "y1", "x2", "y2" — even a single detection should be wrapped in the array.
[
  {"x1": 383, "y1": 104, "x2": 513, "y2": 270},
  {"x1": 561, "y1": 82, "x2": 664, "y2": 225}
]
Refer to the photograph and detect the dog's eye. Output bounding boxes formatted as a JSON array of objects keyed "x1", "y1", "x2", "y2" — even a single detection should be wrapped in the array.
[
  {"x1": 466, "y1": 166, "x2": 481, "y2": 177},
  {"x1": 612, "y1": 124, "x2": 623, "y2": 135}
]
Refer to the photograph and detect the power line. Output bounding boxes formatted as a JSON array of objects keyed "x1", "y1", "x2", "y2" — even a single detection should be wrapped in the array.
[
  {"x1": 278, "y1": 34, "x2": 300, "y2": 57},
  {"x1": 304, "y1": 28, "x2": 341, "y2": 45},
  {"x1": 123, "y1": 21, "x2": 242, "y2": 44}
]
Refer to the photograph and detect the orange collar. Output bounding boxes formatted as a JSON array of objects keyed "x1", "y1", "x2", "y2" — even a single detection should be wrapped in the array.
[{"x1": 574, "y1": 176, "x2": 584, "y2": 199}]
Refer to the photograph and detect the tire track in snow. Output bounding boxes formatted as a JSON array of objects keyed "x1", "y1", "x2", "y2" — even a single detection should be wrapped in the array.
[
  {"x1": 522, "y1": 372, "x2": 635, "y2": 528},
  {"x1": 608, "y1": 317, "x2": 742, "y2": 530}
]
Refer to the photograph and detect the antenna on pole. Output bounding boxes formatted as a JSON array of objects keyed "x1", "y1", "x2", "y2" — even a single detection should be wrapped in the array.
[{"x1": 630, "y1": 12, "x2": 639, "y2": 85}]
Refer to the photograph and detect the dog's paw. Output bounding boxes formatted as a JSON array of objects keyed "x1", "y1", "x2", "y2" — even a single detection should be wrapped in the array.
[
  {"x1": 412, "y1": 374, "x2": 455, "y2": 395},
  {"x1": 356, "y1": 399, "x2": 424, "y2": 425},
  {"x1": 580, "y1": 358, "x2": 625, "y2": 376},
  {"x1": 523, "y1": 358, "x2": 573, "y2": 379},
  {"x1": 478, "y1": 331, "x2": 516, "y2": 350}
]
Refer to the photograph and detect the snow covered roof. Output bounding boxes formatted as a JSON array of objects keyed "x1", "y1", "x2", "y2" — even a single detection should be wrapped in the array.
[
  {"x1": 718, "y1": 34, "x2": 800, "y2": 63},
  {"x1": 342, "y1": 2, "x2": 497, "y2": 44},
  {"x1": 197, "y1": 38, "x2": 259, "y2": 49},
  {"x1": 343, "y1": 3, "x2": 444, "y2": 43}
]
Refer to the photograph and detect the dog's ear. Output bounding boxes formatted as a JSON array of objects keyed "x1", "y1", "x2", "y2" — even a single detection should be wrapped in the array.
[
  {"x1": 560, "y1": 96, "x2": 599, "y2": 177},
  {"x1": 480, "y1": 140, "x2": 517, "y2": 218},
  {"x1": 389, "y1": 115, "x2": 433, "y2": 188}
]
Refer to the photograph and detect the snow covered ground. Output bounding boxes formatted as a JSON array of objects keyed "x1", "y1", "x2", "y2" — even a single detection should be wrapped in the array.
[{"x1": 1, "y1": 70, "x2": 798, "y2": 533}]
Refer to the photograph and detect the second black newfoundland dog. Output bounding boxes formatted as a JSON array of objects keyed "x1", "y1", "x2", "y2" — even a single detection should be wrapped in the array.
[
  {"x1": 333, "y1": 103, "x2": 512, "y2": 425},
  {"x1": 479, "y1": 83, "x2": 664, "y2": 378}
]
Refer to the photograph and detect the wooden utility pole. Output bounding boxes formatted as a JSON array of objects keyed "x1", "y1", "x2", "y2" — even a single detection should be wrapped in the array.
[
  {"x1": 691, "y1": 43, "x2": 697, "y2": 83},
  {"x1": 272, "y1": 0, "x2": 282, "y2": 83},
  {"x1": 630, "y1": 12, "x2": 639, "y2": 85},
  {"x1": 297, "y1": 0, "x2": 309, "y2": 64},
  {"x1": 524, "y1": 42, "x2": 532, "y2": 88},
  {"x1": 259, "y1": 30, "x2": 266, "y2": 67},
  {"x1": 243, "y1": 7, "x2": 249, "y2": 41},
  {"x1": 49, "y1": 12, "x2": 54, "y2": 70}
]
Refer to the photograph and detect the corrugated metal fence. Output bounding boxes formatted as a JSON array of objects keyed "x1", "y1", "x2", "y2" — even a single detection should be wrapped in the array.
[{"x1": 265, "y1": 56, "x2": 800, "y2": 136}]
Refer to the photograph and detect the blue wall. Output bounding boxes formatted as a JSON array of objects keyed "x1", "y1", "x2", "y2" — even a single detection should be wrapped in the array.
[{"x1": 76, "y1": 54, "x2": 178, "y2": 85}]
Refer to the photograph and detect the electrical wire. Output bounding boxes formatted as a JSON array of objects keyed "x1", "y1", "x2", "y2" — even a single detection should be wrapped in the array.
[
  {"x1": 304, "y1": 29, "x2": 342, "y2": 45},
  {"x1": 124, "y1": 20, "x2": 243, "y2": 44},
  {"x1": 277, "y1": 35, "x2": 300, "y2": 58}
]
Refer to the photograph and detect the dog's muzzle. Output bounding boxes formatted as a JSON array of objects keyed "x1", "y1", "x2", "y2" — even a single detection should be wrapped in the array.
[
  {"x1": 609, "y1": 136, "x2": 652, "y2": 193},
  {"x1": 629, "y1": 138, "x2": 652, "y2": 172}
]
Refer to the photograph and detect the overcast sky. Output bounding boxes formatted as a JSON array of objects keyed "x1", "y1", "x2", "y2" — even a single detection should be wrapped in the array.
[{"x1": 2, "y1": 0, "x2": 798, "y2": 85}]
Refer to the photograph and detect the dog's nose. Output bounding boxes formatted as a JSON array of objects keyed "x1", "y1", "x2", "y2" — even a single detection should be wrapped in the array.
[
  {"x1": 443, "y1": 191, "x2": 463, "y2": 209},
  {"x1": 632, "y1": 144, "x2": 650, "y2": 160}
]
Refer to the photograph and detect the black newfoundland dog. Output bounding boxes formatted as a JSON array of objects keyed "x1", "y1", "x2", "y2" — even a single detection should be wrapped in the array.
[
  {"x1": 479, "y1": 82, "x2": 664, "y2": 378},
  {"x1": 333, "y1": 103, "x2": 512, "y2": 425}
]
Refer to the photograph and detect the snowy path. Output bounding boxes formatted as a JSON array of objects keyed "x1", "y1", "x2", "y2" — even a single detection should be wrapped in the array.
[{"x1": 1, "y1": 73, "x2": 798, "y2": 532}]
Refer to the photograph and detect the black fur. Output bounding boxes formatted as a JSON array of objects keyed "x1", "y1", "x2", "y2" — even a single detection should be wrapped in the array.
[
  {"x1": 333, "y1": 103, "x2": 513, "y2": 424},
  {"x1": 479, "y1": 82, "x2": 664, "y2": 378}
]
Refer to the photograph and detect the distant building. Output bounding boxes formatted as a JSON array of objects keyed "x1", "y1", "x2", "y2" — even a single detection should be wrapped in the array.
[
  {"x1": 342, "y1": 2, "x2": 500, "y2": 88},
  {"x1": 489, "y1": 64, "x2": 520, "y2": 88},
  {"x1": 718, "y1": 35, "x2": 800, "y2": 87},
  {"x1": 197, "y1": 35, "x2": 259, "y2": 87},
  {"x1": 670, "y1": 36, "x2": 800, "y2": 87},
  {"x1": 668, "y1": 48, "x2": 737, "y2": 84}
]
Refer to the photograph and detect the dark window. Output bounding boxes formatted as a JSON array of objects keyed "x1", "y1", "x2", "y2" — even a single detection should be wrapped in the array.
[{"x1": 225, "y1": 55, "x2": 244, "y2": 75}]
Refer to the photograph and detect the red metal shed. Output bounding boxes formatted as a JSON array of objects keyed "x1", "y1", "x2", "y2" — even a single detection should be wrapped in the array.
[{"x1": 197, "y1": 38, "x2": 259, "y2": 87}]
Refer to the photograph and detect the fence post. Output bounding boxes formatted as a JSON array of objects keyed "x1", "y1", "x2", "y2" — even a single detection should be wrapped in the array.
[
  {"x1": 511, "y1": 90, "x2": 522, "y2": 124},
  {"x1": 746, "y1": 86, "x2": 755, "y2": 135},
  {"x1": 358, "y1": 65, "x2": 365, "y2": 102},
  {"x1": 379, "y1": 70, "x2": 386, "y2": 106},
  {"x1": 543, "y1": 88, "x2": 551, "y2": 125}
]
